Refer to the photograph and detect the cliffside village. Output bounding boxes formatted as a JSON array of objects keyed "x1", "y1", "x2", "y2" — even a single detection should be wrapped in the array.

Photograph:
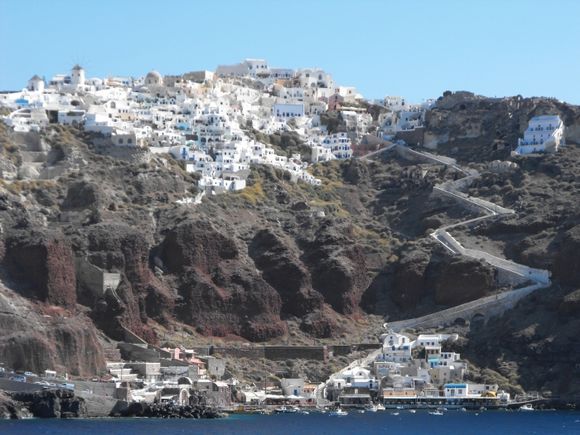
[
  {"x1": 0, "y1": 60, "x2": 438, "y2": 195},
  {"x1": 0, "y1": 60, "x2": 562, "y2": 414}
]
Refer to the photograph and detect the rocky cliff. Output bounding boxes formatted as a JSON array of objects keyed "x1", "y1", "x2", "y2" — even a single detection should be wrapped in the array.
[
  {"x1": 0, "y1": 94, "x2": 579, "y2": 399},
  {"x1": 423, "y1": 91, "x2": 580, "y2": 161}
]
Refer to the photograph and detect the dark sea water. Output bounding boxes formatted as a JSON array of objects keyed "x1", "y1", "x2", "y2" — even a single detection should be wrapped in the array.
[{"x1": 0, "y1": 411, "x2": 579, "y2": 435}]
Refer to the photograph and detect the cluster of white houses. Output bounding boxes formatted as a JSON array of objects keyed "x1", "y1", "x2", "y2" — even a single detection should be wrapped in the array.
[
  {"x1": 326, "y1": 325, "x2": 510, "y2": 409},
  {"x1": 1, "y1": 60, "x2": 370, "y2": 194},
  {"x1": 1, "y1": 60, "x2": 566, "y2": 195}
]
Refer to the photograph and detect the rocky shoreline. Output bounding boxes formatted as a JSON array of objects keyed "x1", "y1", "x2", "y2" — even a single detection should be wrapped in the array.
[
  {"x1": 0, "y1": 389, "x2": 223, "y2": 420},
  {"x1": 118, "y1": 401, "x2": 223, "y2": 419}
]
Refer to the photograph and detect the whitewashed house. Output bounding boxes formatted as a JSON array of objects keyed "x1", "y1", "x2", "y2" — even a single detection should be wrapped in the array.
[
  {"x1": 379, "y1": 331, "x2": 413, "y2": 363},
  {"x1": 321, "y1": 132, "x2": 353, "y2": 159},
  {"x1": 514, "y1": 115, "x2": 564, "y2": 154},
  {"x1": 58, "y1": 109, "x2": 85, "y2": 126},
  {"x1": 273, "y1": 102, "x2": 304, "y2": 119},
  {"x1": 215, "y1": 58, "x2": 269, "y2": 78}
]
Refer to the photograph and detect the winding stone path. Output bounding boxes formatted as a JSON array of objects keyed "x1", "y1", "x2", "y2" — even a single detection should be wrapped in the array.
[{"x1": 318, "y1": 145, "x2": 553, "y2": 401}]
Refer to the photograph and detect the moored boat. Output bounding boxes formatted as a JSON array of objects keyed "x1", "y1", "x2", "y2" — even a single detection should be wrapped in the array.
[{"x1": 329, "y1": 409, "x2": 348, "y2": 416}]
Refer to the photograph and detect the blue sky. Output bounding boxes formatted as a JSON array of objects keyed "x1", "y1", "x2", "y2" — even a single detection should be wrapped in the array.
[{"x1": 1, "y1": 0, "x2": 579, "y2": 103}]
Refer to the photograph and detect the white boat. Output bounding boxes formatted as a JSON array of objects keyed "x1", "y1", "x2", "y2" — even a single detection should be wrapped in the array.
[
  {"x1": 408, "y1": 409, "x2": 417, "y2": 414},
  {"x1": 392, "y1": 412, "x2": 400, "y2": 416},
  {"x1": 519, "y1": 404, "x2": 534, "y2": 412},
  {"x1": 376, "y1": 403, "x2": 386, "y2": 411},
  {"x1": 329, "y1": 409, "x2": 348, "y2": 416},
  {"x1": 275, "y1": 405, "x2": 298, "y2": 413},
  {"x1": 429, "y1": 410, "x2": 444, "y2": 416}
]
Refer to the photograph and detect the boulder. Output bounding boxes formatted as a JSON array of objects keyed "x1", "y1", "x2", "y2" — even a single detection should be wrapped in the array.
[{"x1": 434, "y1": 257, "x2": 495, "y2": 305}]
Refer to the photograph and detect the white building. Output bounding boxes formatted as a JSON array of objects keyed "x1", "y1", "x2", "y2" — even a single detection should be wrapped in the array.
[
  {"x1": 321, "y1": 132, "x2": 353, "y2": 159},
  {"x1": 3, "y1": 107, "x2": 49, "y2": 132},
  {"x1": 272, "y1": 102, "x2": 304, "y2": 119},
  {"x1": 334, "y1": 367, "x2": 378, "y2": 390},
  {"x1": 514, "y1": 115, "x2": 564, "y2": 155},
  {"x1": 58, "y1": 109, "x2": 85, "y2": 126},
  {"x1": 280, "y1": 378, "x2": 304, "y2": 397},
  {"x1": 311, "y1": 145, "x2": 334, "y2": 163},
  {"x1": 71, "y1": 65, "x2": 86, "y2": 88},
  {"x1": 379, "y1": 331, "x2": 413, "y2": 363},
  {"x1": 215, "y1": 58, "x2": 269, "y2": 78},
  {"x1": 444, "y1": 383, "x2": 469, "y2": 398},
  {"x1": 27, "y1": 75, "x2": 44, "y2": 93}
]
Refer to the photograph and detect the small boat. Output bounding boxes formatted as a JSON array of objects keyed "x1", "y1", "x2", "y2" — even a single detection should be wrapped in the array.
[
  {"x1": 366, "y1": 405, "x2": 377, "y2": 412},
  {"x1": 460, "y1": 408, "x2": 467, "y2": 412},
  {"x1": 396, "y1": 405, "x2": 404, "y2": 410},
  {"x1": 392, "y1": 412, "x2": 400, "y2": 416},
  {"x1": 519, "y1": 404, "x2": 534, "y2": 412},
  {"x1": 375, "y1": 403, "x2": 386, "y2": 411},
  {"x1": 358, "y1": 410, "x2": 365, "y2": 414},
  {"x1": 408, "y1": 409, "x2": 417, "y2": 414},
  {"x1": 429, "y1": 410, "x2": 444, "y2": 416},
  {"x1": 275, "y1": 405, "x2": 298, "y2": 413},
  {"x1": 329, "y1": 409, "x2": 348, "y2": 416}
]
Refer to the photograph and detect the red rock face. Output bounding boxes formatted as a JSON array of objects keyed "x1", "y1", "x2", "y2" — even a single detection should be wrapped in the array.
[
  {"x1": 249, "y1": 229, "x2": 324, "y2": 317},
  {"x1": 83, "y1": 223, "x2": 172, "y2": 344},
  {"x1": 305, "y1": 226, "x2": 371, "y2": 315},
  {"x1": 0, "y1": 290, "x2": 105, "y2": 378},
  {"x1": 4, "y1": 230, "x2": 77, "y2": 309},
  {"x1": 160, "y1": 220, "x2": 287, "y2": 341},
  {"x1": 392, "y1": 248, "x2": 431, "y2": 310}
]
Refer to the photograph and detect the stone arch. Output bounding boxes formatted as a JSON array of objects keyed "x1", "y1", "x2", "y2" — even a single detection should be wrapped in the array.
[{"x1": 453, "y1": 317, "x2": 467, "y2": 326}]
